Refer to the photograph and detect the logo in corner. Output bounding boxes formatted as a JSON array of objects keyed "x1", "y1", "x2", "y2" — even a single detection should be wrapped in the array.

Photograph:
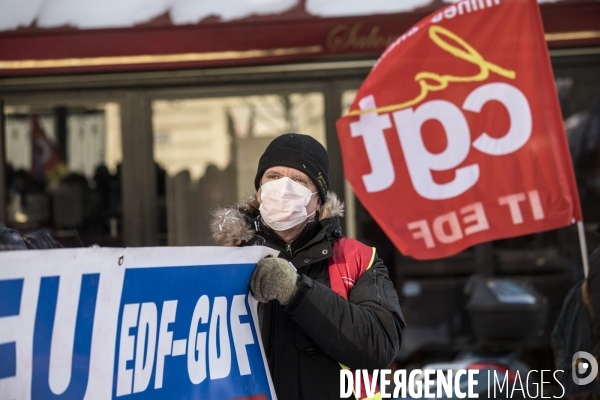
[{"x1": 573, "y1": 351, "x2": 599, "y2": 386}]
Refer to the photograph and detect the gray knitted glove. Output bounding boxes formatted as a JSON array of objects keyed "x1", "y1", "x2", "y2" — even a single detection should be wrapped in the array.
[{"x1": 250, "y1": 257, "x2": 299, "y2": 305}]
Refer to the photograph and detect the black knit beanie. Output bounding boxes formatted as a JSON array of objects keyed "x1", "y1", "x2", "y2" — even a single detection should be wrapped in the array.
[{"x1": 254, "y1": 133, "x2": 330, "y2": 202}]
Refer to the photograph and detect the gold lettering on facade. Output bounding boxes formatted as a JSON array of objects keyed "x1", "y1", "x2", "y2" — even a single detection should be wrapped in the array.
[{"x1": 327, "y1": 23, "x2": 397, "y2": 52}]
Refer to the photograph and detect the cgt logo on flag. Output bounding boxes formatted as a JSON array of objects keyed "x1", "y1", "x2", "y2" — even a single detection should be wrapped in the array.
[{"x1": 336, "y1": 0, "x2": 581, "y2": 259}]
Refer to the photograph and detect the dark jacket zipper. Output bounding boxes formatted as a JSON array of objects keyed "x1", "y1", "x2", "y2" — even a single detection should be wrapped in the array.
[{"x1": 372, "y1": 270, "x2": 383, "y2": 306}]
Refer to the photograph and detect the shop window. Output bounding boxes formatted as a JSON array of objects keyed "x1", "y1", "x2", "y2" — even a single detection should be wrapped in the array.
[
  {"x1": 492, "y1": 59, "x2": 600, "y2": 278},
  {"x1": 151, "y1": 93, "x2": 325, "y2": 246},
  {"x1": 3, "y1": 103, "x2": 123, "y2": 247}
]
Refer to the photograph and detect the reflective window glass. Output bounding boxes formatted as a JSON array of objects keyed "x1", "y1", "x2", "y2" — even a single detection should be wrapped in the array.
[
  {"x1": 3, "y1": 103, "x2": 123, "y2": 248},
  {"x1": 152, "y1": 93, "x2": 325, "y2": 246}
]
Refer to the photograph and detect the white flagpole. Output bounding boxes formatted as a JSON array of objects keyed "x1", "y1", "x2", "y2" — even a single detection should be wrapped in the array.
[{"x1": 577, "y1": 221, "x2": 590, "y2": 278}]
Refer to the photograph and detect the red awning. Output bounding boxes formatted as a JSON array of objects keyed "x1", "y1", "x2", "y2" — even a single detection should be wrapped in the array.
[{"x1": 0, "y1": 0, "x2": 598, "y2": 76}]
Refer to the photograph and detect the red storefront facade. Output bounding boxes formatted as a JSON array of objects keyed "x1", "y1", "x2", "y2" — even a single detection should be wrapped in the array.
[{"x1": 0, "y1": 1, "x2": 598, "y2": 76}]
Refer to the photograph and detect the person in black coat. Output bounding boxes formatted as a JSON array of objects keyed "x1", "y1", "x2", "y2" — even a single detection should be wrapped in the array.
[
  {"x1": 553, "y1": 243, "x2": 600, "y2": 400},
  {"x1": 211, "y1": 133, "x2": 405, "y2": 399}
]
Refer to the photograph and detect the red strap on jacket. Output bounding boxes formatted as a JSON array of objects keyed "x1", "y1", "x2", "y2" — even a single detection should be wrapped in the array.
[
  {"x1": 328, "y1": 238, "x2": 380, "y2": 400},
  {"x1": 328, "y1": 237, "x2": 375, "y2": 299}
]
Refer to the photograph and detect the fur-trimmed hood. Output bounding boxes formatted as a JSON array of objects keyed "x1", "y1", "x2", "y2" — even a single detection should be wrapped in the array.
[{"x1": 210, "y1": 192, "x2": 344, "y2": 247}]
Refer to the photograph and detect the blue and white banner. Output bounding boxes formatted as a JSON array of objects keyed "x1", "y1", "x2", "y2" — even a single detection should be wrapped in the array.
[{"x1": 0, "y1": 246, "x2": 277, "y2": 400}]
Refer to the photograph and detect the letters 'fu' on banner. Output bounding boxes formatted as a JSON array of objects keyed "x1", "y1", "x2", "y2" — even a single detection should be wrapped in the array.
[
  {"x1": 337, "y1": 0, "x2": 582, "y2": 259},
  {"x1": 0, "y1": 246, "x2": 277, "y2": 400}
]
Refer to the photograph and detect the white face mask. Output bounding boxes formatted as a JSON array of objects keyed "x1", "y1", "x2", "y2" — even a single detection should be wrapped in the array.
[{"x1": 259, "y1": 177, "x2": 318, "y2": 231}]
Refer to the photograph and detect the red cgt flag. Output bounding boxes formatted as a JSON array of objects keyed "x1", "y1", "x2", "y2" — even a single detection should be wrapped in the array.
[{"x1": 336, "y1": 0, "x2": 582, "y2": 260}]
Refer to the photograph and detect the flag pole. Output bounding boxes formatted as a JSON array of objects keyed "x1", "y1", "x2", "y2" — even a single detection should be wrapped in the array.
[{"x1": 577, "y1": 221, "x2": 590, "y2": 278}]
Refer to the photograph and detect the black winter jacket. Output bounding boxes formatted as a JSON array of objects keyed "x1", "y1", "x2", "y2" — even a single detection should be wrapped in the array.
[{"x1": 211, "y1": 192, "x2": 405, "y2": 400}]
